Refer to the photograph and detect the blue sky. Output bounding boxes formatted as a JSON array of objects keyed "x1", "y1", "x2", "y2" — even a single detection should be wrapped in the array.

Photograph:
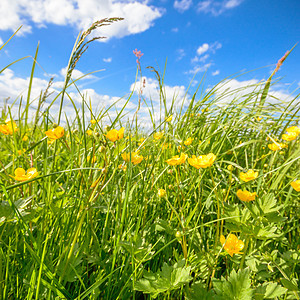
[{"x1": 0, "y1": 0, "x2": 299, "y2": 126}]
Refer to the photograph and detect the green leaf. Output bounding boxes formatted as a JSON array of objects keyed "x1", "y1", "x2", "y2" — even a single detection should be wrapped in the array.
[
  {"x1": 212, "y1": 268, "x2": 253, "y2": 300},
  {"x1": 280, "y1": 278, "x2": 299, "y2": 291},
  {"x1": 254, "y1": 282, "x2": 287, "y2": 299},
  {"x1": 186, "y1": 282, "x2": 216, "y2": 300},
  {"x1": 135, "y1": 259, "x2": 192, "y2": 298}
]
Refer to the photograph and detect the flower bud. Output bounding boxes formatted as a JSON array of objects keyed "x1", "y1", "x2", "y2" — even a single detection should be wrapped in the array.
[
  {"x1": 53, "y1": 123, "x2": 58, "y2": 128},
  {"x1": 227, "y1": 165, "x2": 233, "y2": 171},
  {"x1": 175, "y1": 231, "x2": 182, "y2": 238}
]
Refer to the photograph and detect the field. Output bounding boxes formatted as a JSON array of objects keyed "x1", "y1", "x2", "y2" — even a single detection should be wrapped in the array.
[{"x1": 0, "y1": 20, "x2": 299, "y2": 299}]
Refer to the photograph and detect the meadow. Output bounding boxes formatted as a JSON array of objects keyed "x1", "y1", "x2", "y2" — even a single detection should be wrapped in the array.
[{"x1": 0, "y1": 19, "x2": 299, "y2": 299}]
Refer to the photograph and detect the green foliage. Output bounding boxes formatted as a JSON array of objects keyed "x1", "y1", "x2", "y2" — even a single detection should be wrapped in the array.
[
  {"x1": 212, "y1": 268, "x2": 253, "y2": 300},
  {"x1": 0, "y1": 22, "x2": 299, "y2": 299},
  {"x1": 134, "y1": 259, "x2": 192, "y2": 298}
]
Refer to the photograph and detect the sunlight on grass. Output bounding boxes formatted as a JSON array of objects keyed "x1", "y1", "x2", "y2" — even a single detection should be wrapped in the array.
[{"x1": 0, "y1": 20, "x2": 299, "y2": 299}]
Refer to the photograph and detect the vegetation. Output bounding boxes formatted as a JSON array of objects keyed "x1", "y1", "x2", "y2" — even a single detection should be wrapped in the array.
[{"x1": 0, "y1": 19, "x2": 299, "y2": 299}]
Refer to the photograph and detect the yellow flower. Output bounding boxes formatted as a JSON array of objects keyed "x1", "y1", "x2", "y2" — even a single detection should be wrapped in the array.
[
  {"x1": 220, "y1": 234, "x2": 244, "y2": 257},
  {"x1": 153, "y1": 131, "x2": 164, "y2": 140},
  {"x1": 13, "y1": 167, "x2": 38, "y2": 182},
  {"x1": 162, "y1": 143, "x2": 172, "y2": 150},
  {"x1": 105, "y1": 127, "x2": 124, "y2": 142},
  {"x1": 286, "y1": 126, "x2": 300, "y2": 135},
  {"x1": 22, "y1": 135, "x2": 29, "y2": 142},
  {"x1": 177, "y1": 145, "x2": 185, "y2": 152},
  {"x1": 257, "y1": 117, "x2": 263, "y2": 122},
  {"x1": 138, "y1": 138, "x2": 145, "y2": 146},
  {"x1": 282, "y1": 132, "x2": 297, "y2": 141},
  {"x1": 86, "y1": 129, "x2": 93, "y2": 136},
  {"x1": 188, "y1": 153, "x2": 216, "y2": 169},
  {"x1": 90, "y1": 119, "x2": 97, "y2": 125},
  {"x1": 87, "y1": 155, "x2": 97, "y2": 163},
  {"x1": 45, "y1": 126, "x2": 64, "y2": 141},
  {"x1": 118, "y1": 164, "x2": 127, "y2": 172},
  {"x1": 158, "y1": 189, "x2": 166, "y2": 197},
  {"x1": 240, "y1": 169, "x2": 258, "y2": 182},
  {"x1": 166, "y1": 153, "x2": 188, "y2": 166},
  {"x1": 236, "y1": 189, "x2": 256, "y2": 202},
  {"x1": 18, "y1": 149, "x2": 25, "y2": 155},
  {"x1": 268, "y1": 142, "x2": 287, "y2": 151},
  {"x1": 121, "y1": 151, "x2": 143, "y2": 165},
  {"x1": 165, "y1": 115, "x2": 173, "y2": 122},
  {"x1": 0, "y1": 120, "x2": 18, "y2": 135},
  {"x1": 291, "y1": 180, "x2": 300, "y2": 192},
  {"x1": 184, "y1": 137, "x2": 193, "y2": 146}
]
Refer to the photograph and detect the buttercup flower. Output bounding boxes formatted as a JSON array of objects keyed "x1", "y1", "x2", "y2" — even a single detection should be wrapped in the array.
[
  {"x1": 13, "y1": 167, "x2": 38, "y2": 182},
  {"x1": 240, "y1": 169, "x2": 258, "y2": 182},
  {"x1": 188, "y1": 153, "x2": 216, "y2": 169},
  {"x1": 165, "y1": 115, "x2": 173, "y2": 122},
  {"x1": 268, "y1": 142, "x2": 287, "y2": 151},
  {"x1": 291, "y1": 180, "x2": 300, "y2": 192},
  {"x1": 184, "y1": 137, "x2": 193, "y2": 146},
  {"x1": 0, "y1": 120, "x2": 18, "y2": 135},
  {"x1": 86, "y1": 129, "x2": 93, "y2": 136},
  {"x1": 282, "y1": 132, "x2": 297, "y2": 141},
  {"x1": 220, "y1": 234, "x2": 244, "y2": 257},
  {"x1": 121, "y1": 151, "x2": 143, "y2": 165},
  {"x1": 286, "y1": 126, "x2": 300, "y2": 135},
  {"x1": 166, "y1": 153, "x2": 188, "y2": 166},
  {"x1": 158, "y1": 189, "x2": 166, "y2": 197},
  {"x1": 90, "y1": 119, "x2": 97, "y2": 125},
  {"x1": 153, "y1": 131, "x2": 164, "y2": 140},
  {"x1": 118, "y1": 164, "x2": 127, "y2": 172},
  {"x1": 105, "y1": 127, "x2": 124, "y2": 142},
  {"x1": 22, "y1": 135, "x2": 29, "y2": 142},
  {"x1": 45, "y1": 126, "x2": 64, "y2": 141},
  {"x1": 236, "y1": 189, "x2": 256, "y2": 202}
]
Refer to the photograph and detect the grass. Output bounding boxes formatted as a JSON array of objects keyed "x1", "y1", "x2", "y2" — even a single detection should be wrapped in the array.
[{"x1": 0, "y1": 20, "x2": 299, "y2": 299}]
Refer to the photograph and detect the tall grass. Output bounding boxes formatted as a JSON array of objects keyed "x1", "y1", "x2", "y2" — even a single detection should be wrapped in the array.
[{"x1": 0, "y1": 20, "x2": 299, "y2": 299}]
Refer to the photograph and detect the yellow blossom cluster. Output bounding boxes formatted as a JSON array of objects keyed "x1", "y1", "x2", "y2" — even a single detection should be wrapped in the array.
[
  {"x1": 0, "y1": 120, "x2": 18, "y2": 135},
  {"x1": 282, "y1": 126, "x2": 300, "y2": 141}
]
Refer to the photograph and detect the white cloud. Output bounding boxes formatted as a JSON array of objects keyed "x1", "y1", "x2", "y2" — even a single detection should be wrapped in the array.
[
  {"x1": 59, "y1": 67, "x2": 96, "y2": 80},
  {"x1": 212, "y1": 70, "x2": 220, "y2": 76},
  {"x1": 0, "y1": 69, "x2": 191, "y2": 130},
  {"x1": 196, "y1": 42, "x2": 221, "y2": 57},
  {"x1": 197, "y1": 0, "x2": 243, "y2": 16},
  {"x1": 171, "y1": 27, "x2": 179, "y2": 33},
  {"x1": 130, "y1": 77, "x2": 190, "y2": 124},
  {"x1": 176, "y1": 49, "x2": 185, "y2": 61},
  {"x1": 174, "y1": 0, "x2": 193, "y2": 13},
  {"x1": 0, "y1": 37, "x2": 3, "y2": 46},
  {"x1": 103, "y1": 57, "x2": 112, "y2": 63},
  {"x1": 192, "y1": 53, "x2": 210, "y2": 63},
  {"x1": 224, "y1": 0, "x2": 243, "y2": 9},
  {"x1": 197, "y1": 43, "x2": 209, "y2": 55},
  {"x1": 188, "y1": 41, "x2": 221, "y2": 74},
  {"x1": 186, "y1": 63, "x2": 212, "y2": 74},
  {"x1": 212, "y1": 78, "x2": 294, "y2": 107},
  {"x1": 0, "y1": 0, "x2": 164, "y2": 40}
]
